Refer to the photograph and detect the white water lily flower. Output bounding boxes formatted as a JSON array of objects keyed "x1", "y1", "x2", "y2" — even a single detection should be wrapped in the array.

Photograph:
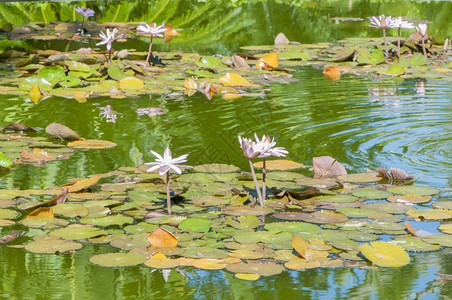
[
  {"x1": 96, "y1": 28, "x2": 120, "y2": 51},
  {"x1": 75, "y1": 7, "x2": 95, "y2": 17},
  {"x1": 253, "y1": 133, "x2": 288, "y2": 158},
  {"x1": 145, "y1": 148, "x2": 189, "y2": 175},
  {"x1": 392, "y1": 17, "x2": 414, "y2": 29},
  {"x1": 369, "y1": 15, "x2": 396, "y2": 28},
  {"x1": 136, "y1": 22, "x2": 167, "y2": 37},
  {"x1": 416, "y1": 23, "x2": 428, "y2": 37}
]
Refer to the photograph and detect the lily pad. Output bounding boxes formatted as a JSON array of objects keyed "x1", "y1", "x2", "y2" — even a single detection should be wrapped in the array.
[
  {"x1": 359, "y1": 241, "x2": 410, "y2": 267},
  {"x1": 253, "y1": 159, "x2": 304, "y2": 170},
  {"x1": 273, "y1": 210, "x2": 349, "y2": 224},
  {"x1": 25, "y1": 236, "x2": 83, "y2": 254},
  {"x1": 392, "y1": 236, "x2": 441, "y2": 252},
  {"x1": 49, "y1": 226, "x2": 107, "y2": 240},
  {"x1": 80, "y1": 215, "x2": 134, "y2": 226},
  {"x1": 90, "y1": 252, "x2": 146, "y2": 267},
  {"x1": 337, "y1": 173, "x2": 381, "y2": 183},
  {"x1": 0, "y1": 208, "x2": 19, "y2": 219},
  {"x1": 183, "y1": 247, "x2": 229, "y2": 259},
  {"x1": 52, "y1": 203, "x2": 89, "y2": 218},
  {"x1": 315, "y1": 194, "x2": 358, "y2": 203},
  {"x1": 193, "y1": 164, "x2": 239, "y2": 173},
  {"x1": 386, "y1": 186, "x2": 440, "y2": 196},
  {"x1": 351, "y1": 188, "x2": 392, "y2": 199},
  {"x1": 422, "y1": 235, "x2": 452, "y2": 247},
  {"x1": 406, "y1": 208, "x2": 452, "y2": 220},
  {"x1": 226, "y1": 262, "x2": 285, "y2": 276},
  {"x1": 67, "y1": 140, "x2": 117, "y2": 149},
  {"x1": 110, "y1": 233, "x2": 150, "y2": 250}
]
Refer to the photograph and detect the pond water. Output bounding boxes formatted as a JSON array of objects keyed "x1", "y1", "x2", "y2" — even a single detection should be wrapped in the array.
[{"x1": 1, "y1": 0, "x2": 452, "y2": 299}]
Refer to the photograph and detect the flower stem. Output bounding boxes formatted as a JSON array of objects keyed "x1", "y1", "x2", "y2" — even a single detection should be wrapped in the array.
[
  {"x1": 397, "y1": 27, "x2": 401, "y2": 59},
  {"x1": 166, "y1": 172, "x2": 172, "y2": 215},
  {"x1": 421, "y1": 38, "x2": 427, "y2": 58},
  {"x1": 108, "y1": 49, "x2": 112, "y2": 67},
  {"x1": 248, "y1": 159, "x2": 263, "y2": 207},
  {"x1": 144, "y1": 35, "x2": 154, "y2": 70},
  {"x1": 81, "y1": 17, "x2": 85, "y2": 33},
  {"x1": 382, "y1": 28, "x2": 388, "y2": 58},
  {"x1": 262, "y1": 157, "x2": 267, "y2": 202}
]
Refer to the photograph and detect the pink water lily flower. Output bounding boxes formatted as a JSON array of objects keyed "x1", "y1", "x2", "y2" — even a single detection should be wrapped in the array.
[
  {"x1": 369, "y1": 15, "x2": 396, "y2": 58},
  {"x1": 136, "y1": 22, "x2": 167, "y2": 69},
  {"x1": 145, "y1": 148, "x2": 189, "y2": 175},
  {"x1": 416, "y1": 23, "x2": 429, "y2": 58},
  {"x1": 75, "y1": 7, "x2": 95, "y2": 17},
  {"x1": 253, "y1": 133, "x2": 288, "y2": 158}
]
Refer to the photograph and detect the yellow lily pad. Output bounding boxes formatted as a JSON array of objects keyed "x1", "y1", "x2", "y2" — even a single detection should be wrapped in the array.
[
  {"x1": 67, "y1": 139, "x2": 117, "y2": 149},
  {"x1": 253, "y1": 159, "x2": 304, "y2": 170},
  {"x1": 119, "y1": 76, "x2": 144, "y2": 90},
  {"x1": 359, "y1": 241, "x2": 410, "y2": 267},
  {"x1": 234, "y1": 273, "x2": 260, "y2": 281}
]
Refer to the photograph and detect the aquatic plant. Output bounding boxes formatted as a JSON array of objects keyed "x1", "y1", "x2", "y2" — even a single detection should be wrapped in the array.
[
  {"x1": 392, "y1": 17, "x2": 414, "y2": 58},
  {"x1": 145, "y1": 148, "x2": 189, "y2": 215},
  {"x1": 75, "y1": 7, "x2": 95, "y2": 34},
  {"x1": 369, "y1": 15, "x2": 395, "y2": 58},
  {"x1": 252, "y1": 134, "x2": 288, "y2": 201},
  {"x1": 238, "y1": 134, "x2": 287, "y2": 206},
  {"x1": 136, "y1": 22, "x2": 167, "y2": 69},
  {"x1": 96, "y1": 28, "x2": 122, "y2": 66},
  {"x1": 416, "y1": 23, "x2": 428, "y2": 58}
]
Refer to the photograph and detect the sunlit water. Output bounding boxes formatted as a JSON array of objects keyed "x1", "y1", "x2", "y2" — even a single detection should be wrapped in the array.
[{"x1": 1, "y1": 0, "x2": 452, "y2": 299}]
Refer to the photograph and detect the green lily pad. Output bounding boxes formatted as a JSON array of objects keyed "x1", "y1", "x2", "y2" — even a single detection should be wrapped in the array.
[
  {"x1": 226, "y1": 262, "x2": 285, "y2": 276},
  {"x1": 356, "y1": 49, "x2": 385, "y2": 65},
  {"x1": 0, "y1": 152, "x2": 13, "y2": 169},
  {"x1": 20, "y1": 217, "x2": 69, "y2": 229},
  {"x1": 196, "y1": 56, "x2": 224, "y2": 68},
  {"x1": 193, "y1": 164, "x2": 239, "y2": 173},
  {"x1": 387, "y1": 194, "x2": 431, "y2": 204},
  {"x1": 65, "y1": 61, "x2": 91, "y2": 73},
  {"x1": 422, "y1": 235, "x2": 452, "y2": 247},
  {"x1": 80, "y1": 215, "x2": 134, "y2": 226},
  {"x1": 19, "y1": 76, "x2": 53, "y2": 91},
  {"x1": 0, "y1": 208, "x2": 19, "y2": 219},
  {"x1": 37, "y1": 66, "x2": 65, "y2": 85},
  {"x1": 178, "y1": 218, "x2": 212, "y2": 233},
  {"x1": 274, "y1": 210, "x2": 349, "y2": 224},
  {"x1": 110, "y1": 233, "x2": 150, "y2": 250},
  {"x1": 362, "y1": 202, "x2": 410, "y2": 214},
  {"x1": 124, "y1": 223, "x2": 158, "y2": 234},
  {"x1": 351, "y1": 188, "x2": 392, "y2": 199},
  {"x1": 183, "y1": 247, "x2": 229, "y2": 259},
  {"x1": 49, "y1": 226, "x2": 108, "y2": 240},
  {"x1": 347, "y1": 231, "x2": 379, "y2": 242},
  {"x1": 410, "y1": 53, "x2": 428, "y2": 66},
  {"x1": 222, "y1": 205, "x2": 273, "y2": 216},
  {"x1": 25, "y1": 236, "x2": 83, "y2": 254},
  {"x1": 264, "y1": 222, "x2": 321, "y2": 235},
  {"x1": 52, "y1": 203, "x2": 89, "y2": 218},
  {"x1": 379, "y1": 64, "x2": 405, "y2": 76},
  {"x1": 315, "y1": 194, "x2": 359, "y2": 203},
  {"x1": 392, "y1": 236, "x2": 441, "y2": 252},
  {"x1": 90, "y1": 252, "x2": 146, "y2": 267},
  {"x1": 386, "y1": 186, "x2": 440, "y2": 196}
]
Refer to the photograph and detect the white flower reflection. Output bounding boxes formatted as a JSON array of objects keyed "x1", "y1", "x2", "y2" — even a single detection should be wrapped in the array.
[{"x1": 99, "y1": 105, "x2": 119, "y2": 123}]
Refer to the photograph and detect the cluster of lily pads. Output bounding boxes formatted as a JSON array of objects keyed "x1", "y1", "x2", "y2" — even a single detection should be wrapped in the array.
[{"x1": 1, "y1": 9, "x2": 452, "y2": 281}]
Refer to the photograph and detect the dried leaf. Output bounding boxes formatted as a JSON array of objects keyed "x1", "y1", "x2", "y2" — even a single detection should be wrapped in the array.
[
  {"x1": 256, "y1": 52, "x2": 278, "y2": 70},
  {"x1": 74, "y1": 91, "x2": 87, "y2": 103},
  {"x1": 28, "y1": 207, "x2": 54, "y2": 219},
  {"x1": 313, "y1": 156, "x2": 347, "y2": 178},
  {"x1": 219, "y1": 73, "x2": 254, "y2": 87},
  {"x1": 390, "y1": 168, "x2": 414, "y2": 181},
  {"x1": 45, "y1": 123, "x2": 82, "y2": 141},
  {"x1": 148, "y1": 227, "x2": 178, "y2": 248},
  {"x1": 20, "y1": 148, "x2": 56, "y2": 164},
  {"x1": 63, "y1": 176, "x2": 100, "y2": 193},
  {"x1": 2, "y1": 123, "x2": 36, "y2": 132},
  {"x1": 0, "y1": 230, "x2": 25, "y2": 244},
  {"x1": 292, "y1": 234, "x2": 308, "y2": 259},
  {"x1": 67, "y1": 139, "x2": 117, "y2": 149},
  {"x1": 164, "y1": 24, "x2": 180, "y2": 43},
  {"x1": 49, "y1": 188, "x2": 68, "y2": 206},
  {"x1": 323, "y1": 66, "x2": 341, "y2": 81}
]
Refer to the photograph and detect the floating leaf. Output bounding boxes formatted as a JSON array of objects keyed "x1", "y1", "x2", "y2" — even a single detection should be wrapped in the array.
[
  {"x1": 192, "y1": 259, "x2": 228, "y2": 270},
  {"x1": 0, "y1": 152, "x2": 13, "y2": 169},
  {"x1": 315, "y1": 194, "x2": 358, "y2": 203},
  {"x1": 422, "y1": 235, "x2": 452, "y2": 247},
  {"x1": 148, "y1": 227, "x2": 178, "y2": 248},
  {"x1": 183, "y1": 247, "x2": 229, "y2": 259},
  {"x1": 232, "y1": 54, "x2": 251, "y2": 69},
  {"x1": 67, "y1": 140, "x2": 117, "y2": 149},
  {"x1": 392, "y1": 236, "x2": 441, "y2": 252},
  {"x1": 226, "y1": 262, "x2": 284, "y2": 276},
  {"x1": 110, "y1": 233, "x2": 150, "y2": 250},
  {"x1": 253, "y1": 159, "x2": 304, "y2": 170},
  {"x1": 0, "y1": 208, "x2": 19, "y2": 219},
  {"x1": 65, "y1": 61, "x2": 91, "y2": 73},
  {"x1": 274, "y1": 32, "x2": 290, "y2": 45},
  {"x1": 338, "y1": 173, "x2": 380, "y2": 183},
  {"x1": 359, "y1": 241, "x2": 410, "y2": 267},
  {"x1": 387, "y1": 194, "x2": 431, "y2": 204},
  {"x1": 25, "y1": 236, "x2": 82, "y2": 254},
  {"x1": 219, "y1": 73, "x2": 254, "y2": 87},
  {"x1": 90, "y1": 253, "x2": 146, "y2": 267},
  {"x1": 50, "y1": 226, "x2": 107, "y2": 240},
  {"x1": 323, "y1": 66, "x2": 341, "y2": 81},
  {"x1": 0, "y1": 230, "x2": 24, "y2": 244},
  {"x1": 119, "y1": 77, "x2": 144, "y2": 90},
  {"x1": 193, "y1": 163, "x2": 239, "y2": 173},
  {"x1": 406, "y1": 208, "x2": 452, "y2": 220},
  {"x1": 387, "y1": 186, "x2": 440, "y2": 196},
  {"x1": 20, "y1": 148, "x2": 56, "y2": 164},
  {"x1": 80, "y1": 215, "x2": 133, "y2": 226},
  {"x1": 285, "y1": 259, "x2": 321, "y2": 270},
  {"x1": 356, "y1": 49, "x2": 385, "y2": 65},
  {"x1": 29, "y1": 85, "x2": 44, "y2": 104},
  {"x1": 45, "y1": 123, "x2": 82, "y2": 141},
  {"x1": 234, "y1": 273, "x2": 260, "y2": 281},
  {"x1": 380, "y1": 64, "x2": 405, "y2": 76},
  {"x1": 144, "y1": 253, "x2": 180, "y2": 269},
  {"x1": 27, "y1": 207, "x2": 54, "y2": 218},
  {"x1": 52, "y1": 203, "x2": 88, "y2": 218},
  {"x1": 63, "y1": 176, "x2": 100, "y2": 193},
  {"x1": 351, "y1": 188, "x2": 392, "y2": 199},
  {"x1": 292, "y1": 234, "x2": 308, "y2": 259},
  {"x1": 438, "y1": 224, "x2": 452, "y2": 234}
]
